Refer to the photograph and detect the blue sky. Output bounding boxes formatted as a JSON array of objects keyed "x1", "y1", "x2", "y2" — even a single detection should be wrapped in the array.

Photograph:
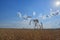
[{"x1": 0, "y1": 0, "x2": 60, "y2": 29}]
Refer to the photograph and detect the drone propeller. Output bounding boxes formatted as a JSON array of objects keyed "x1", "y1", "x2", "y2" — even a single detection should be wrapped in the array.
[
  {"x1": 17, "y1": 12, "x2": 22, "y2": 18},
  {"x1": 54, "y1": 10, "x2": 60, "y2": 16},
  {"x1": 50, "y1": 9, "x2": 55, "y2": 16},
  {"x1": 17, "y1": 12, "x2": 32, "y2": 20},
  {"x1": 50, "y1": 9, "x2": 60, "y2": 16},
  {"x1": 23, "y1": 15, "x2": 32, "y2": 20},
  {"x1": 33, "y1": 11, "x2": 36, "y2": 16}
]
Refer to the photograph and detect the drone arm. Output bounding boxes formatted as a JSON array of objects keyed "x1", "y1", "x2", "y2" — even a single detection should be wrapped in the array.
[
  {"x1": 29, "y1": 19, "x2": 33, "y2": 25},
  {"x1": 29, "y1": 20, "x2": 32, "y2": 25}
]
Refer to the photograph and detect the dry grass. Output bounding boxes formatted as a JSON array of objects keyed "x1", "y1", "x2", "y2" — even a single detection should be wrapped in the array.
[{"x1": 0, "y1": 28, "x2": 60, "y2": 40}]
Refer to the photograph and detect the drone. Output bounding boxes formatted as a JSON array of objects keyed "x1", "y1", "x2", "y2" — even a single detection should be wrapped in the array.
[
  {"x1": 17, "y1": 11, "x2": 43, "y2": 29},
  {"x1": 17, "y1": 9, "x2": 60, "y2": 29}
]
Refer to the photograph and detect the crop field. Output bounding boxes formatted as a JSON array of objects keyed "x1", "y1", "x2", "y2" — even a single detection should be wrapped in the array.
[{"x1": 0, "y1": 28, "x2": 60, "y2": 40}]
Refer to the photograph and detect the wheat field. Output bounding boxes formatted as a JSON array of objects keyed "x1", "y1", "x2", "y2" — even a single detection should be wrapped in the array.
[{"x1": 0, "y1": 28, "x2": 60, "y2": 40}]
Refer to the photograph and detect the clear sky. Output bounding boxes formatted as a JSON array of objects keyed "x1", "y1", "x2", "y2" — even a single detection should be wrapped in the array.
[{"x1": 0, "y1": 0, "x2": 60, "y2": 29}]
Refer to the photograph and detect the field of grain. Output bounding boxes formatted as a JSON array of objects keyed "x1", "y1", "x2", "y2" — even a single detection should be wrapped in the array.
[{"x1": 0, "y1": 28, "x2": 60, "y2": 40}]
